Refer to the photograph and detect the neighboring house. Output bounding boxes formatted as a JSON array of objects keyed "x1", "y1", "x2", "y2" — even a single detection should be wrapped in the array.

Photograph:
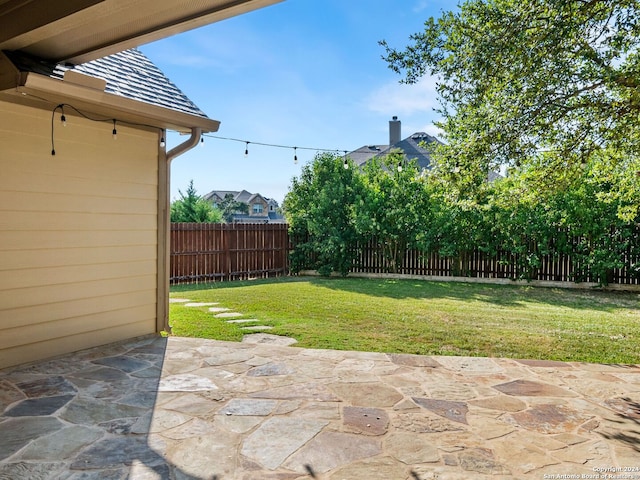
[
  {"x1": 203, "y1": 190, "x2": 285, "y2": 223},
  {"x1": 0, "y1": 0, "x2": 283, "y2": 369},
  {"x1": 350, "y1": 116, "x2": 502, "y2": 181},
  {"x1": 349, "y1": 116, "x2": 441, "y2": 171}
]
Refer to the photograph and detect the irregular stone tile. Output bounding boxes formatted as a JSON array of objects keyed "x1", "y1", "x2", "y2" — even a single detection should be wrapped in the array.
[
  {"x1": 60, "y1": 396, "x2": 147, "y2": 425},
  {"x1": 4, "y1": 394, "x2": 74, "y2": 417},
  {"x1": 327, "y1": 456, "x2": 408, "y2": 480},
  {"x1": 516, "y1": 359, "x2": 572, "y2": 368},
  {"x1": 219, "y1": 398, "x2": 278, "y2": 416},
  {"x1": 459, "y1": 448, "x2": 511, "y2": 475},
  {"x1": 91, "y1": 355, "x2": 150, "y2": 373},
  {"x1": 215, "y1": 414, "x2": 263, "y2": 433},
  {"x1": 128, "y1": 460, "x2": 171, "y2": 480},
  {"x1": 149, "y1": 409, "x2": 192, "y2": 433},
  {"x1": 160, "y1": 393, "x2": 221, "y2": 416},
  {"x1": 130, "y1": 366, "x2": 162, "y2": 379},
  {"x1": 202, "y1": 351, "x2": 255, "y2": 366},
  {"x1": 412, "y1": 397, "x2": 469, "y2": 425},
  {"x1": 387, "y1": 353, "x2": 441, "y2": 368},
  {"x1": 427, "y1": 381, "x2": 478, "y2": 401},
  {"x1": 70, "y1": 436, "x2": 164, "y2": 470},
  {"x1": 295, "y1": 402, "x2": 341, "y2": 421},
  {"x1": 18, "y1": 425, "x2": 103, "y2": 460},
  {"x1": 161, "y1": 418, "x2": 217, "y2": 440},
  {"x1": 468, "y1": 395, "x2": 527, "y2": 412},
  {"x1": 249, "y1": 383, "x2": 339, "y2": 402},
  {"x1": 493, "y1": 379, "x2": 576, "y2": 397},
  {"x1": 342, "y1": 406, "x2": 389, "y2": 436},
  {"x1": 504, "y1": 403, "x2": 593, "y2": 434},
  {"x1": 16, "y1": 375, "x2": 77, "y2": 398},
  {"x1": 0, "y1": 380, "x2": 26, "y2": 411},
  {"x1": 64, "y1": 468, "x2": 127, "y2": 479},
  {"x1": 116, "y1": 391, "x2": 157, "y2": 408},
  {"x1": 247, "y1": 362, "x2": 294, "y2": 377},
  {"x1": 0, "y1": 462, "x2": 66, "y2": 480},
  {"x1": 551, "y1": 433, "x2": 589, "y2": 446},
  {"x1": 385, "y1": 432, "x2": 440, "y2": 464},
  {"x1": 435, "y1": 356, "x2": 504, "y2": 374},
  {"x1": 158, "y1": 374, "x2": 218, "y2": 392},
  {"x1": 241, "y1": 418, "x2": 327, "y2": 470},
  {"x1": 392, "y1": 412, "x2": 465, "y2": 433},
  {"x1": 68, "y1": 366, "x2": 130, "y2": 383},
  {"x1": 549, "y1": 439, "x2": 613, "y2": 465},
  {"x1": 284, "y1": 431, "x2": 381, "y2": 473},
  {"x1": 604, "y1": 396, "x2": 640, "y2": 419},
  {"x1": 99, "y1": 417, "x2": 138, "y2": 435},
  {"x1": 241, "y1": 333, "x2": 298, "y2": 346},
  {"x1": 329, "y1": 382, "x2": 402, "y2": 407},
  {"x1": 0, "y1": 417, "x2": 63, "y2": 460}
]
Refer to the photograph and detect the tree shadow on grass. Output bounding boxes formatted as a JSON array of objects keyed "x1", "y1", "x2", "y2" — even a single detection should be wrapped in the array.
[{"x1": 174, "y1": 274, "x2": 640, "y2": 313}]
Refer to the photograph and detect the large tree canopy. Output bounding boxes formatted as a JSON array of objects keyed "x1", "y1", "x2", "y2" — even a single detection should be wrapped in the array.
[{"x1": 381, "y1": 0, "x2": 640, "y2": 175}]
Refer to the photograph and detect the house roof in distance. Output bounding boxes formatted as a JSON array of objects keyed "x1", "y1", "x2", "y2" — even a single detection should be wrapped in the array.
[
  {"x1": 350, "y1": 131, "x2": 440, "y2": 171},
  {"x1": 6, "y1": 48, "x2": 208, "y2": 119}
]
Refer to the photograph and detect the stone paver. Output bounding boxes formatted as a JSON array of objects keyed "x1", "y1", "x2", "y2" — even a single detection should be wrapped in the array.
[{"x1": 1, "y1": 333, "x2": 639, "y2": 479}]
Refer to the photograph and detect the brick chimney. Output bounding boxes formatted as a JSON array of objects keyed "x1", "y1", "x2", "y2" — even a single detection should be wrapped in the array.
[{"x1": 389, "y1": 116, "x2": 401, "y2": 146}]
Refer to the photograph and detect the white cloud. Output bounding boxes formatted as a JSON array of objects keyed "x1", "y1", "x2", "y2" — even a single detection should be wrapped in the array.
[{"x1": 364, "y1": 76, "x2": 439, "y2": 116}]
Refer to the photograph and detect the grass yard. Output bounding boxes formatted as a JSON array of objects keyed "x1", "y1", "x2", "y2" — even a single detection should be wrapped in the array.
[{"x1": 170, "y1": 276, "x2": 640, "y2": 364}]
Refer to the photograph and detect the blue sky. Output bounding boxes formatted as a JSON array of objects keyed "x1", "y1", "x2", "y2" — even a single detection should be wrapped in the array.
[{"x1": 140, "y1": 0, "x2": 451, "y2": 204}]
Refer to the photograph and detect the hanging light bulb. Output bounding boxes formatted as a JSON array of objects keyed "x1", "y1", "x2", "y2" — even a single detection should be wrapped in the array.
[
  {"x1": 244, "y1": 141, "x2": 249, "y2": 158},
  {"x1": 293, "y1": 147, "x2": 298, "y2": 164},
  {"x1": 112, "y1": 119, "x2": 117, "y2": 140},
  {"x1": 60, "y1": 107, "x2": 66, "y2": 127},
  {"x1": 160, "y1": 130, "x2": 166, "y2": 148},
  {"x1": 397, "y1": 161, "x2": 403, "y2": 173},
  {"x1": 343, "y1": 158, "x2": 349, "y2": 169},
  {"x1": 200, "y1": 136, "x2": 204, "y2": 146}
]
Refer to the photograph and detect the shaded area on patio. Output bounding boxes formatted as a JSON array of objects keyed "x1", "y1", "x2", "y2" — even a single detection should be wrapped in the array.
[{"x1": 1, "y1": 334, "x2": 639, "y2": 479}]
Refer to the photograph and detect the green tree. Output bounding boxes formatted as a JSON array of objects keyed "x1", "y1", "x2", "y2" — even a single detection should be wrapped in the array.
[
  {"x1": 219, "y1": 194, "x2": 249, "y2": 223},
  {"x1": 283, "y1": 152, "x2": 363, "y2": 276},
  {"x1": 170, "y1": 180, "x2": 223, "y2": 223},
  {"x1": 381, "y1": 0, "x2": 640, "y2": 173},
  {"x1": 354, "y1": 153, "x2": 435, "y2": 272}
]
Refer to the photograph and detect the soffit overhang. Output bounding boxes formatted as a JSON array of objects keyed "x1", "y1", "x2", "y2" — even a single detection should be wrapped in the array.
[{"x1": 0, "y1": 0, "x2": 283, "y2": 64}]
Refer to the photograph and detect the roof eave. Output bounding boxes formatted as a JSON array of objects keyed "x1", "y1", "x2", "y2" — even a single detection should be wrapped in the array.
[{"x1": 0, "y1": 71, "x2": 220, "y2": 133}]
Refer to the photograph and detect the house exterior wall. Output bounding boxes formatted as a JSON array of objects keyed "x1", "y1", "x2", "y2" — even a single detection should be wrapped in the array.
[{"x1": 0, "y1": 101, "x2": 158, "y2": 368}]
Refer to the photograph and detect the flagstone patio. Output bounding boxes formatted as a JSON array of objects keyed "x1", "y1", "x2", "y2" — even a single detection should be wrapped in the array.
[{"x1": 1, "y1": 334, "x2": 639, "y2": 479}]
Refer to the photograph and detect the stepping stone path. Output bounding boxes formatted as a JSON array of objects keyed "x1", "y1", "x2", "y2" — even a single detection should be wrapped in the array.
[{"x1": 178, "y1": 298, "x2": 293, "y2": 342}]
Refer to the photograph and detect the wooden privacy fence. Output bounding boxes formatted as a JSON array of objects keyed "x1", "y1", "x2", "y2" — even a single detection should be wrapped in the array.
[
  {"x1": 349, "y1": 238, "x2": 639, "y2": 286},
  {"x1": 171, "y1": 224, "x2": 639, "y2": 287},
  {"x1": 170, "y1": 223, "x2": 290, "y2": 284}
]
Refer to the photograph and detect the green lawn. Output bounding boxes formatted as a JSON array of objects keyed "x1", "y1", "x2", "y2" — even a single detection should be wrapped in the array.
[{"x1": 170, "y1": 276, "x2": 640, "y2": 364}]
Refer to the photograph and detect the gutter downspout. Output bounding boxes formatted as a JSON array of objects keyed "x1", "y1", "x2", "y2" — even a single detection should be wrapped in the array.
[{"x1": 157, "y1": 127, "x2": 203, "y2": 334}]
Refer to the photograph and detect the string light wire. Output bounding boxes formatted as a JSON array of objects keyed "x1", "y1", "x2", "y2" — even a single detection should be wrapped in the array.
[{"x1": 205, "y1": 133, "x2": 350, "y2": 162}]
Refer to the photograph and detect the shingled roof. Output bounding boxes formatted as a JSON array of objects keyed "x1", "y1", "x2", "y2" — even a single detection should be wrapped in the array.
[
  {"x1": 5, "y1": 48, "x2": 208, "y2": 119},
  {"x1": 350, "y1": 132, "x2": 440, "y2": 171}
]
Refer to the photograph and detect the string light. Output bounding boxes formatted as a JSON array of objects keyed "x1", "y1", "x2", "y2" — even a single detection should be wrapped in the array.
[
  {"x1": 397, "y1": 161, "x2": 403, "y2": 173},
  {"x1": 200, "y1": 135, "x2": 204, "y2": 146},
  {"x1": 48, "y1": 103, "x2": 166, "y2": 156},
  {"x1": 343, "y1": 158, "x2": 349, "y2": 169},
  {"x1": 205, "y1": 134, "x2": 351, "y2": 166}
]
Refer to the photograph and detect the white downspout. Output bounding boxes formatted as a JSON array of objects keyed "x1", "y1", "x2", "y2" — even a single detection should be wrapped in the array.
[{"x1": 157, "y1": 127, "x2": 203, "y2": 333}]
